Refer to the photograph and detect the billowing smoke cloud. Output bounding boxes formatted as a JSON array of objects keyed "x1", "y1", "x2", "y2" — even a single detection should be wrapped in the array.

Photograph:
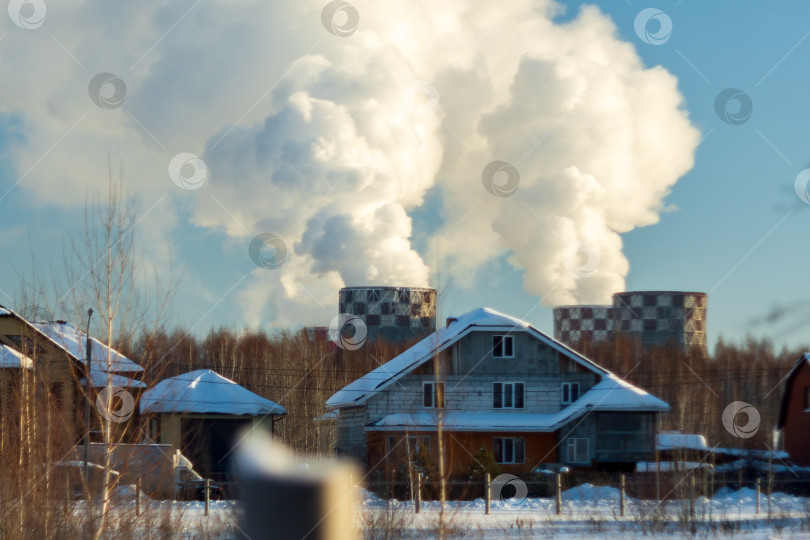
[{"x1": 0, "y1": 0, "x2": 698, "y2": 327}]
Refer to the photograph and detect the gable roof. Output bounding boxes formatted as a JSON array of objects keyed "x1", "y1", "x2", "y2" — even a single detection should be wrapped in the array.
[
  {"x1": 140, "y1": 369, "x2": 286, "y2": 416},
  {"x1": 32, "y1": 321, "x2": 143, "y2": 373},
  {"x1": 326, "y1": 307, "x2": 663, "y2": 412},
  {"x1": 777, "y1": 353, "x2": 810, "y2": 428},
  {"x1": 0, "y1": 304, "x2": 145, "y2": 386}
]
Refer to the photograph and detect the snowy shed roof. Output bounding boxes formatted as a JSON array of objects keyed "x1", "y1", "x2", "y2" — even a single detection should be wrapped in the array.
[
  {"x1": 32, "y1": 321, "x2": 143, "y2": 373},
  {"x1": 140, "y1": 370, "x2": 286, "y2": 416},
  {"x1": 327, "y1": 307, "x2": 612, "y2": 409},
  {"x1": 0, "y1": 344, "x2": 33, "y2": 369},
  {"x1": 657, "y1": 431, "x2": 709, "y2": 451}
]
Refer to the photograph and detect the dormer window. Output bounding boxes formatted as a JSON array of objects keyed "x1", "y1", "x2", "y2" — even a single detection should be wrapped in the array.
[
  {"x1": 492, "y1": 335, "x2": 514, "y2": 358},
  {"x1": 423, "y1": 382, "x2": 444, "y2": 408},
  {"x1": 561, "y1": 382, "x2": 580, "y2": 405}
]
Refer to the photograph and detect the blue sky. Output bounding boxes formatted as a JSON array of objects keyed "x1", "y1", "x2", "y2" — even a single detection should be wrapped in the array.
[{"x1": 0, "y1": 1, "x2": 808, "y2": 350}]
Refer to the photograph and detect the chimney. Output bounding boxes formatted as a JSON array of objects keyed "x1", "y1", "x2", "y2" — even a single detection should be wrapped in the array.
[{"x1": 446, "y1": 317, "x2": 457, "y2": 328}]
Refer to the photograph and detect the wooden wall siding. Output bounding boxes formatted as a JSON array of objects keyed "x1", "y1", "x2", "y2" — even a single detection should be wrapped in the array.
[
  {"x1": 783, "y1": 362, "x2": 810, "y2": 465},
  {"x1": 366, "y1": 430, "x2": 558, "y2": 477}
]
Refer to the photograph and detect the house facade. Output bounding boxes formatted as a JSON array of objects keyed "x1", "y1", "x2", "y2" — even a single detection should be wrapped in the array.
[
  {"x1": 777, "y1": 354, "x2": 810, "y2": 465},
  {"x1": 327, "y1": 308, "x2": 669, "y2": 477}
]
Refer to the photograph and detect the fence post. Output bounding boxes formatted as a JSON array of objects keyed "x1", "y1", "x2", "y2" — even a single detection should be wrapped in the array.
[
  {"x1": 64, "y1": 473, "x2": 70, "y2": 514},
  {"x1": 415, "y1": 473, "x2": 422, "y2": 514},
  {"x1": 204, "y1": 478, "x2": 210, "y2": 517},
  {"x1": 755, "y1": 478, "x2": 760, "y2": 515},
  {"x1": 689, "y1": 474, "x2": 695, "y2": 520},
  {"x1": 136, "y1": 478, "x2": 141, "y2": 516},
  {"x1": 619, "y1": 474, "x2": 625, "y2": 517},
  {"x1": 556, "y1": 473, "x2": 562, "y2": 516},
  {"x1": 485, "y1": 473, "x2": 491, "y2": 515}
]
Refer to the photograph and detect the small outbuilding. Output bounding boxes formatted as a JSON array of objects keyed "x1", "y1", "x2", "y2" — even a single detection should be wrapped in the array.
[{"x1": 140, "y1": 369, "x2": 286, "y2": 478}]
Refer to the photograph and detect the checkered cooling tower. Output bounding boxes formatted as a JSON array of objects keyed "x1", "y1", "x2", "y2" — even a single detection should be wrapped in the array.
[
  {"x1": 612, "y1": 291, "x2": 707, "y2": 352},
  {"x1": 553, "y1": 305, "x2": 614, "y2": 346},
  {"x1": 338, "y1": 286, "x2": 437, "y2": 343}
]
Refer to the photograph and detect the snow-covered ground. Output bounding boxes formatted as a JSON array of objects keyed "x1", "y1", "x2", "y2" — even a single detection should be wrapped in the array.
[
  {"x1": 94, "y1": 484, "x2": 810, "y2": 538},
  {"x1": 357, "y1": 484, "x2": 810, "y2": 539}
]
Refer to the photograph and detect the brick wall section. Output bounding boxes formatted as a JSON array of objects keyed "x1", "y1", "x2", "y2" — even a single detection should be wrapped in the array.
[{"x1": 336, "y1": 405, "x2": 368, "y2": 464}]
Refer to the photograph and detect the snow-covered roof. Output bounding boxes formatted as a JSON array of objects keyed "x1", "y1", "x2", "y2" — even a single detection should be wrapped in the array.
[
  {"x1": 0, "y1": 307, "x2": 10, "y2": 316},
  {"x1": 0, "y1": 344, "x2": 33, "y2": 369},
  {"x1": 141, "y1": 370, "x2": 286, "y2": 416},
  {"x1": 327, "y1": 307, "x2": 611, "y2": 409},
  {"x1": 33, "y1": 321, "x2": 143, "y2": 373},
  {"x1": 657, "y1": 431, "x2": 709, "y2": 451},
  {"x1": 367, "y1": 373, "x2": 668, "y2": 432}
]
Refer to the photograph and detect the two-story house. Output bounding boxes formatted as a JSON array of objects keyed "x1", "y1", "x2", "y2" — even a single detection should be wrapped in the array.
[{"x1": 326, "y1": 307, "x2": 669, "y2": 476}]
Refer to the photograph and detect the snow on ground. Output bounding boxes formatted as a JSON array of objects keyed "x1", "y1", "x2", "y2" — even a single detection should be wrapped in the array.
[
  {"x1": 90, "y1": 484, "x2": 810, "y2": 538},
  {"x1": 357, "y1": 484, "x2": 810, "y2": 539}
]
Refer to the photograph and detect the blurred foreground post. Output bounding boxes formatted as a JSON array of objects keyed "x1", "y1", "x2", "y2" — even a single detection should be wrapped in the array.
[
  {"x1": 237, "y1": 431, "x2": 359, "y2": 540},
  {"x1": 619, "y1": 474, "x2": 625, "y2": 517},
  {"x1": 755, "y1": 478, "x2": 760, "y2": 515},
  {"x1": 136, "y1": 478, "x2": 141, "y2": 516},
  {"x1": 484, "y1": 473, "x2": 490, "y2": 515}
]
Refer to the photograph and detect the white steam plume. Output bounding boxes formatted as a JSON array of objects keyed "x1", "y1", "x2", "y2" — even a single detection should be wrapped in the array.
[{"x1": 0, "y1": 0, "x2": 698, "y2": 327}]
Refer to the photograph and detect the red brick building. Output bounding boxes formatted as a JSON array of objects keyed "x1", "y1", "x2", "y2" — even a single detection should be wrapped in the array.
[{"x1": 778, "y1": 354, "x2": 810, "y2": 466}]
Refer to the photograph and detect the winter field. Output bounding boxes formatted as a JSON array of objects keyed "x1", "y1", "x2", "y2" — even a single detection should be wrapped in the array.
[{"x1": 100, "y1": 484, "x2": 810, "y2": 539}]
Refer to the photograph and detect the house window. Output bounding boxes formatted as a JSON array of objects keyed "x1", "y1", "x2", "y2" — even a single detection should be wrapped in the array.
[
  {"x1": 493, "y1": 382, "x2": 524, "y2": 409},
  {"x1": 567, "y1": 438, "x2": 589, "y2": 463},
  {"x1": 492, "y1": 335, "x2": 514, "y2": 358},
  {"x1": 387, "y1": 435, "x2": 431, "y2": 459},
  {"x1": 561, "y1": 382, "x2": 580, "y2": 405},
  {"x1": 423, "y1": 382, "x2": 444, "y2": 408},
  {"x1": 494, "y1": 437, "x2": 525, "y2": 464}
]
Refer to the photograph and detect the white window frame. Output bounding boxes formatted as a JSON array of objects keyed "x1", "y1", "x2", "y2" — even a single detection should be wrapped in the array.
[
  {"x1": 567, "y1": 437, "x2": 589, "y2": 463},
  {"x1": 561, "y1": 382, "x2": 580, "y2": 405},
  {"x1": 493, "y1": 382, "x2": 525, "y2": 409},
  {"x1": 423, "y1": 381, "x2": 445, "y2": 408},
  {"x1": 493, "y1": 437, "x2": 525, "y2": 464},
  {"x1": 492, "y1": 335, "x2": 514, "y2": 358}
]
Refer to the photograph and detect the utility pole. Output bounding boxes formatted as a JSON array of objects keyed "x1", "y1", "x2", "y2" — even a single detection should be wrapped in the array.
[{"x1": 83, "y1": 308, "x2": 94, "y2": 482}]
